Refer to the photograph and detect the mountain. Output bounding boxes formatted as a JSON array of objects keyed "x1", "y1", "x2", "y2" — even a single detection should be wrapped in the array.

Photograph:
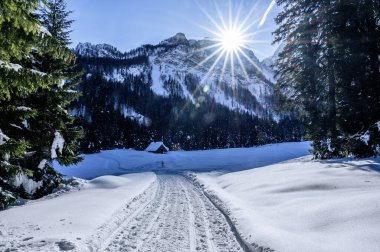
[
  {"x1": 74, "y1": 33, "x2": 275, "y2": 117},
  {"x1": 261, "y1": 44, "x2": 284, "y2": 82},
  {"x1": 71, "y1": 33, "x2": 303, "y2": 152},
  {"x1": 75, "y1": 42, "x2": 127, "y2": 58}
]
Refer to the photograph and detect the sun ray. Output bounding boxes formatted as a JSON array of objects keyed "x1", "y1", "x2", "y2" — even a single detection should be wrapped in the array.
[
  {"x1": 193, "y1": 43, "x2": 221, "y2": 54},
  {"x1": 200, "y1": 49, "x2": 226, "y2": 84},
  {"x1": 243, "y1": 25, "x2": 278, "y2": 38},
  {"x1": 228, "y1": 0, "x2": 233, "y2": 30},
  {"x1": 234, "y1": 50, "x2": 250, "y2": 81},
  {"x1": 212, "y1": 0, "x2": 228, "y2": 31},
  {"x1": 221, "y1": 49, "x2": 230, "y2": 79},
  {"x1": 190, "y1": 0, "x2": 274, "y2": 99},
  {"x1": 234, "y1": 0, "x2": 245, "y2": 32},
  {"x1": 237, "y1": 47, "x2": 262, "y2": 72},
  {"x1": 230, "y1": 46, "x2": 236, "y2": 87},
  {"x1": 194, "y1": 0, "x2": 225, "y2": 34},
  {"x1": 192, "y1": 46, "x2": 224, "y2": 71},
  {"x1": 237, "y1": 0, "x2": 261, "y2": 32},
  {"x1": 245, "y1": 47, "x2": 270, "y2": 58},
  {"x1": 185, "y1": 19, "x2": 223, "y2": 38}
]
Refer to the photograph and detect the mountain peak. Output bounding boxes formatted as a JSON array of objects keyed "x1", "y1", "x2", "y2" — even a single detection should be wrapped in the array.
[
  {"x1": 75, "y1": 42, "x2": 125, "y2": 58},
  {"x1": 160, "y1": 32, "x2": 189, "y2": 46}
]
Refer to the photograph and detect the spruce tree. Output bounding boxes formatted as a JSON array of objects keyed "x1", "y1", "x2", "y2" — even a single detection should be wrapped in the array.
[
  {"x1": 0, "y1": 0, "x2": 53, "y2": 208},
  {"x1": 0, "y1": 0, "x2": 82, "y2": 209},
  {"x1": 26, "y1": 0, "x2": 83, "y2": 198},
  {"x1": 274, "y1": 0, "x2": 380, "y2": 158}
]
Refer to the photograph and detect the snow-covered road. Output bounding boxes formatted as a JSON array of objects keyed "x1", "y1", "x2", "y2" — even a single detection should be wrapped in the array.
[{"x1": 90, "y1": 174, "x2": 246, "y2": 252}]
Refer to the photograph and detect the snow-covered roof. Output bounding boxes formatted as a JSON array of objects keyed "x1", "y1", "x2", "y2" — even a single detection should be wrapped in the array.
[{"x1": 145, "y1": 142, "x2": 169, "y2": 152}]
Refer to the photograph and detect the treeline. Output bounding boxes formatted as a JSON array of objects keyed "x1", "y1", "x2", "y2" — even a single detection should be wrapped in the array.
[
  {"x1": 0, "y1": 0, "x2": 81, "y2": 209},
  {"x1": 274, "y1": 0, "x2": 380, "y2": 158}
]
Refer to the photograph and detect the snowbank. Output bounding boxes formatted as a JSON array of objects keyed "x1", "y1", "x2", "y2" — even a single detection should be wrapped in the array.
[
  {"x1": 0, "y1": 172, "x2": 156, "y2": 251},
  {"x1": 54, "y1": 142, "x2": 311, "y2": 179},
  {"x1": 196, "y1": 156, "x2": 380, "y2": 252}
]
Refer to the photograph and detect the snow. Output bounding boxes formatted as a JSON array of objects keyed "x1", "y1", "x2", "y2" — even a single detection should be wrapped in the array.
[
  {"x1": 74, "y1": 35, "x2": 277, "y2": 118},
  {"x1": 12, "y1": 174, "x2": 42, "y2": 195},
  {"x1": 75, "y1": 43, "x2": 125, "y2": 59},
  {"x1": 38, "y1": 159, "x2": 47, "y2": 170},
  {"x1": 103, "y1": 69, "x2": 125, "y2": 82},
  {"x1": 30, "y1": 69, "x2": 46, "y2": 76},
  {"x1": 0, "y1": 129, "x2": 10, "y2": 145},
  {"x1": 126, "y1": 65, "x2": 144, "y2": 76},
  {"x1": 0, "y1": 173, "x2": 156, "y2": 251},
  {"x1": 21, "y1": 120, "x2": 29, "y2": 129},
  {"x1": 150, "y1": 57, "x2": 168, "y2": 96},
  {"x1": 16, "y1": 106, "x2": 32, "y2": 111},
  {"x1": 9, "y1": 123, "x2": 22, "y2": 130},
  {"x1": 195, "y1": 156, "x2": 380, "y2": 252},
  {"x1": 0, "y1": 60, "x2": 22, "y2": 71},
  {"x1": 55, "y1": 142, "x2": 310, "y2": 179},
  {"x1": 2, "y1": 142, "x2": 380, "y2": 251},
  {"x1": 120, "y1": 105, "x2": 149, "y2": 125},
  {"x1": 51, "y1": 131, "x2": 65, "y2": 159},
  {"x1": 360, "y1": 131, "x2": 370, "y2": 145},
  {"x1": 145, "y1": 141, "x2": 169, "y2": 152},
  {"x1": 38, "y1": 26, "x2": 52, "y2": 37},
  {"x1": 58, "y1": 79, "x2": 65, "y2": 88},
  {"x1": 0, "y1": 60, "x2": 46, "y2": 76}
]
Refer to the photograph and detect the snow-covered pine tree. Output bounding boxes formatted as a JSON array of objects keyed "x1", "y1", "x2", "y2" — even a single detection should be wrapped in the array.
[
  {"x1": 24, "y1": 0, "x2": 83, "y2": 198},
  {"x1": 0, "y1": 0, "x2": 82, "y2": 209},
  {"x1": 0, "y1": 0, "x2": 54, "y2": 208}
]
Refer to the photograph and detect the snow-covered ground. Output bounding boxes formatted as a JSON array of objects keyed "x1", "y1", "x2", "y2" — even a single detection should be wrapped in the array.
[
  {"x1": 2, "y1": 142, "x2": 380, "y2": 252},
  {"x1": 196, "y1": 156, "x2": 380, "y2": 252},
  {"x1": 0, "y1": 173, "x2": 155, "y2": 251},
  {"x1": 55, "y1": 142, "x2": 311, "y2": 179}
]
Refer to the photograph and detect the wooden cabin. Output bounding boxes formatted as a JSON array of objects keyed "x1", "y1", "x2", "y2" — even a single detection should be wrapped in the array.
[{"x1": 145, "y1": 142, "x2": 169, "y2": 154}]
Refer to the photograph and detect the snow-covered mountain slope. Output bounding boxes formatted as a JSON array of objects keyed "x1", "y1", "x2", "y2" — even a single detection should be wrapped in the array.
[
  {"x1": 261, "y1": 44, "x2": 284, "y2": 82},
  {"x1": 75, "y1": 42, "x2": 126, "y2": 59},
  {"x1": 74, "y1": 33, "x2": 277, "y2": 118}
]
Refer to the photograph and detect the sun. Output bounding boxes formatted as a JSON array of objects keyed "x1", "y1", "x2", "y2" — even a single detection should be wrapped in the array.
[
  {"x1": 218, "y1": 28, "x2": 245, "y2": 52},
  {"x1": 190, "y1": 0, "x2": 274, "y2": 89}
]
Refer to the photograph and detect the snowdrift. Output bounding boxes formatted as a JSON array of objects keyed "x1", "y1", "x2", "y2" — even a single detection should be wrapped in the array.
[{"x1": 196, "y1": 156, "x2": 380, "y2": 252}]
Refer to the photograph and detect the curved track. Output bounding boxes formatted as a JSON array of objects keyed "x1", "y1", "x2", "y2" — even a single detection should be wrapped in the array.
[{"x1": 93, "y1": 174, "x2": 245, "y2": 252}]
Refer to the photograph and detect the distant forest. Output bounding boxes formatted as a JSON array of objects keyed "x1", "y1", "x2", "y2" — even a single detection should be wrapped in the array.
[{"x1": 72, "y1": 55, "x2": 304, "y2": 153}]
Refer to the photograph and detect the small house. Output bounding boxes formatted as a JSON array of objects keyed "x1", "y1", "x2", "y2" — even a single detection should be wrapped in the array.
[{"x1": 145, "y1": 141, "x2": 169, "y2": 154}]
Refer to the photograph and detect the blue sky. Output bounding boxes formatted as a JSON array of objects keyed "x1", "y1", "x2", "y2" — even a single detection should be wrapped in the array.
[{"x1": 67, "y1": 0, "x2": 281, "y2": 60}]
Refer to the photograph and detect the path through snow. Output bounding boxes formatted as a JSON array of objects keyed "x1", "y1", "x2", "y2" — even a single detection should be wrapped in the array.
[{"x1": 89, "y1": 174, "x2": 246, "y2": 252}]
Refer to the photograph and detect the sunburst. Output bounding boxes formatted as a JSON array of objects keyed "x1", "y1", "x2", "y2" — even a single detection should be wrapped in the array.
[{"x1": 191, "y1": 0, "x2": 275, "y2": 87}]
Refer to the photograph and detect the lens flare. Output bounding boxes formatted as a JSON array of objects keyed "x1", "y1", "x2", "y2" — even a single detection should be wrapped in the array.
[
  {"x1": 218, "y1": 28, "x2": 245, "y2": 52},
  {"x1": 190, "y1": 0, "x2": 270, "y2": 87}
]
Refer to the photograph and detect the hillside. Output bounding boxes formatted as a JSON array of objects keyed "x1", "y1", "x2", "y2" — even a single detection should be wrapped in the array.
[{"x1": 70, "y1": 33, "x2": 302, "y2": 152}]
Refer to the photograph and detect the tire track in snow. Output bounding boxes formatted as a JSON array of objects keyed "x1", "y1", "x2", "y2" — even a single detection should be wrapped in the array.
[{"x1": 92, "y1": 174, "x2": 247, "y2": 252}]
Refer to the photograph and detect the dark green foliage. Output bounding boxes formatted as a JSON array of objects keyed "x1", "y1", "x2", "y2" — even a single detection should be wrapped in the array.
[
  {"x1": 274, "y1": 0, "x2": 380, "y2": 158},
  {"x1": 40, "y1": 0, "x2": 73, "y2": 45},
  {"x1": 0, "y1": 0, "x2": 81, "y2": 209}
]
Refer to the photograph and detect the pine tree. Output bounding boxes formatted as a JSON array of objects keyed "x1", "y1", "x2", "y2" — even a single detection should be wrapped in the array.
[
  {"x1": 40, "y1": 0, "x2": 73, "y2": 46},
  {"x1": 0, "y1": 0, "x2": 82, "y2": 209},
  {"x1": 274, "y1": 0, "x2": 380, "y2": 158},
  {"x1": 0, "y1": 0, "x2": 54, "y2": 208},
  {"x1": 26, "y1": 0, "x2": 83, "y2": 198}
]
